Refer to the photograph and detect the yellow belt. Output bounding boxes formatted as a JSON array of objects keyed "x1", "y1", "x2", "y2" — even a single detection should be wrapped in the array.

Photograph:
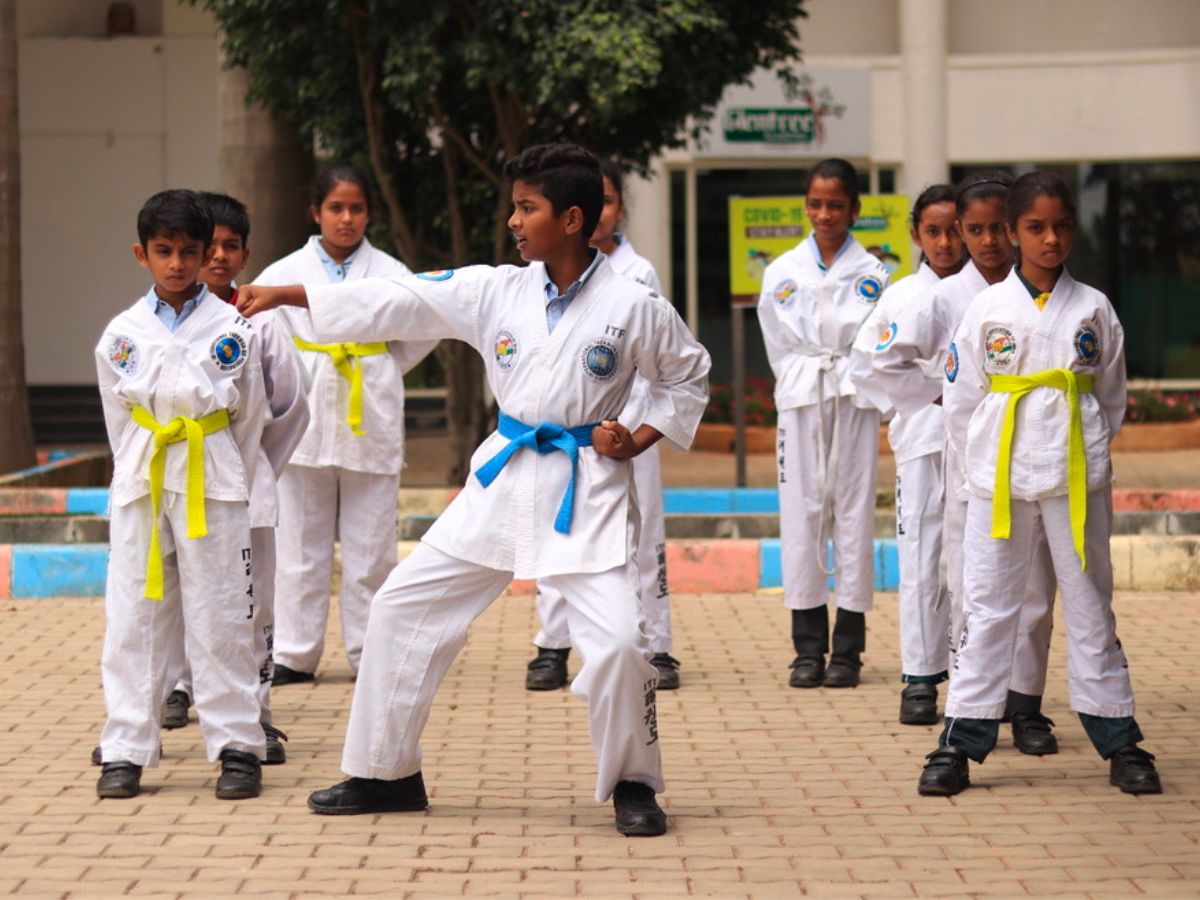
[
  {"x1": 988, "y1": 369, "x2": 1094, "y2": 571},
  {"x1": 130, "y1": 405, "x2": 231, "y2": 600},
  {"x1": 293, "y1": 338, "x2": 388, "y2": 435}
]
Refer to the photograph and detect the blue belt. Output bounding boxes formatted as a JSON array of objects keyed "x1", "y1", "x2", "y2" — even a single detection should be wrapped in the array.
[{"x1": 474, "y1": 411, "x2": 599, "y2": 535}]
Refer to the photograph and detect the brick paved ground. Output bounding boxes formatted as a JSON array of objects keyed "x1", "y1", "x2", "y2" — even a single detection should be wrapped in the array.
[{"x1": 1, "y1": 589, "x2": 1197, "y2": 898}]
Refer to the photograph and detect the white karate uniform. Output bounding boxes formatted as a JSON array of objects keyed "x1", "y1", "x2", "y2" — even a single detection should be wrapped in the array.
[
  {"x1": 534, "y1": 237, "x2": 672, "y2": 653},
  {"x1": 96, "y1": 287, "x2": 287, "y2": 765},
  {"x1": 944, "y1": 269, "x2": 1134, "y2": 720},
  {"x1": 296, "y1": 257, "x2": 710, "y2": 801},
  {"x1": 758, "y1": 235, "x2": 890, "y2": 613},
  {"x1": 256, "y1": 236, "x2": 435, "y2": 675}
]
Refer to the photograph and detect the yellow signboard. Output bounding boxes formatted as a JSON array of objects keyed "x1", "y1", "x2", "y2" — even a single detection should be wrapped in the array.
[{"x1": 728, "y1": 195, "x2": 912, "y2": 301}]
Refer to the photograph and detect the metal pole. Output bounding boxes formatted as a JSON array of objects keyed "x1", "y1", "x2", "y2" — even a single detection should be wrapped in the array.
[{"x1": 732, "y1": 305, "x2": 747, "y2": 488}]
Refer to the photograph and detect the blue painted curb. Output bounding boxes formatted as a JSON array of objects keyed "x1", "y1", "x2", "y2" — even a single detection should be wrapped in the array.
[
  {"x1": 759, "y1": 538, "x2": 900, "y2": 591},
  {"x1": 664, "y1": 488, "x2": 780, "y2": 515},
  {"x1": 11, "y1": 543, "x2": 109, "y2": 598},
  {"x1": 66, "y1": 488, "x2": 110, "y2": 515}
]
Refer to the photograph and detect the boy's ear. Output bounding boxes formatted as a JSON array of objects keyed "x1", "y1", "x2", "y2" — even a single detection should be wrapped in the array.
[
  {"x1": 561, "y1": 205, "x2": 584, "y2": 237},
  {"x1": 132, "y1": 242, "x2": 149, "y2": 268}
]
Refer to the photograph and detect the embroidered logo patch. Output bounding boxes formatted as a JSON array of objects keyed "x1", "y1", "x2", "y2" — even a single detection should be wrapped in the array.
[
  {"x1": 773, "y1": 279, "x2": 798, "y2": 309},
  {"x1": 855, "y1": 275, "x2": 884, "y2": 303},
  {"x1": 581, "y1": 338, "x2": 619, "y2": 381},
  {"x1": 1074, "y1": 325, "x2": 1100, "y2": 365},
  {"x1": 945, "y1": 342, "x2": 959, "y2": 383},
  {"x1": 416, "y1": 269, "x2": 454, "y2": 281},
  {"x1": 210, "y1": 332, "x2": 247, "y2": 371},
  {"x1": 494, "y1": 329, "x2": 519, "y2": 369},
  {"x1": 107, "y1": 335, "x2": 139, "y2": 376},
  {"x1": 984, "y1": 326, "x2": 1017, "y2": 367},
  {"x1": 875, "y1": 322, "x2": 898, "y2": 351}
]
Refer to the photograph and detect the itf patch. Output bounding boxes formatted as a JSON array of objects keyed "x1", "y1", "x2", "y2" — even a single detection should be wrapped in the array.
[
  {"x1": 1074, "y1": 324, "x2": 1100, "y2": 365},
  {"x1": 773, "y1": 279, "x2": 798, "y2": 309},
  {"x1": 944, "y1": 342, "x2": 959, "y2": 383},
  {"x1": 875, "y1": 321, "x2": 899, "y2": 351},
  {"x1": 210, "y1": 332, "x2": 248, "y2": 371},
  {"x1": 493, "y1": 329, "x2": 519, "y2": 369},
  {"x1": 416, "y1": 269, "x2": 454, "y2": 281},
  {"x1": 581, "y1": 338, "x2": 619, "y2": 381},
  {"x1": 984, "y1": 326, "x2": 1017, "y2": 368},
  {"x1": 854, "y1": 274, "x2": 884, "y2": 303},
  {"x1": 107, "y1": 335, "x2": 139, "y2": 376}
]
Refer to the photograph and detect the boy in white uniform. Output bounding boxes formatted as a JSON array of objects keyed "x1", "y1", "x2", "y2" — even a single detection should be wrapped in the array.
[
  {"x1": 94, "y1": 190, "x2": 290, "y2": 800},
  {"x1": 239, "y1": 144, "x2": 710, "y2": 836}
]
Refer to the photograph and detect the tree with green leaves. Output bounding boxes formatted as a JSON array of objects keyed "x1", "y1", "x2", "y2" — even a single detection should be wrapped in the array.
[{"x1": 193, "y1": 0, "x2": 808, "y2": 482}]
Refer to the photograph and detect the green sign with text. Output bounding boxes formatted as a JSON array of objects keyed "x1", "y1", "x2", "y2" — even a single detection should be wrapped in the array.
[{"x1": 723, "y1": 108, "x2": 815, "y2": 144}]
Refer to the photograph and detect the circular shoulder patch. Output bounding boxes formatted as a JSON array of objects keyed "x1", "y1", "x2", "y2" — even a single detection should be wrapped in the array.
[
  {"x1": 875, "y1": 321, "x2": 899, "y2": 351},
  {"x1": 1074, "y1": 324, "x2": 1100, "y2": 365},
  {"x1": 984, "y1": 325, "x2": 1017, "y2": 368},
  {"x1": 416, "y1": 269, "x2": 454, "y2": 281},
  {"x1": 581, "y1": 338, "x2": 619, "y2": 381},
  {"x1": 772, "y1": 279, "x2": 798, "y2": 309},
  {"x1": 494, "y1": 329, "x2": 519, "y2": 370},
  {"x1": 944, "y1": 342, "x2": 959, "y2": 383},
  {"x1": 854, "y1": 274, "x2": 884, "y2": 303},
  {"x1": 107, "y1": 335, "x2": 139, "y2": 376},
  {"x1": 210, "y1": 332, "x2": 248, "y2": 371}
]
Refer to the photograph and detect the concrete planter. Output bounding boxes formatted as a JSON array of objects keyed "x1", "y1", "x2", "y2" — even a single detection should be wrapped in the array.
[{"x1": 1111, "y1": 420, "x2": 1200, "y2": 451}]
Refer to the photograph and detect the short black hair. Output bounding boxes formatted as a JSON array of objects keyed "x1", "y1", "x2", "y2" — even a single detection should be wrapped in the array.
[
  {"x1": 137, "y1": 189, "x2": 213, "y2": 249},
  {"x1": 807, "y1": 158, "x2": 861, "y2": 206},
  {"x1": 1008, "y1": 170, "x2": 1076, "y2": 227},
  {"x1": 956, "y1": 170, "x2": 1013, "y2": 216},
  {"x1": 502, "y1": 143, "x2": 603, "y2": 240},
  {"x1": 309, "y1": 164, "x2": 372, "y2": 216},
  {"x1": 197, "y1": 191, "x2": 250, "y2": 245},
  {"x1": 911, "y1": 183, "x2": 958, "y2": 229}
]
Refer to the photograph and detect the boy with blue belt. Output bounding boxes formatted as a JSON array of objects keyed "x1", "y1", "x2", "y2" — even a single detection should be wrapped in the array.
[{"x1": 238, "y1": 144, "x2": 711, "y2": 836}]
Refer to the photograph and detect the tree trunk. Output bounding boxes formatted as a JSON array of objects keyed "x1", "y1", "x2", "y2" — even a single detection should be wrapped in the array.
[{"x1": 0, "y1": 0, "x2": 36, "y2": 472}]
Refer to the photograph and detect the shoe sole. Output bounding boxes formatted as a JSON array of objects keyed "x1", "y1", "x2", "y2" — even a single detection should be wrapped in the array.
[
  {"x1": 216, "y1": 788, "x2": 262, "y2": 800},
  {"x1": 307, "y1": 798, "x2": 429, "y2": 815},
  {"x1": 525, "y1": 680, "x2": 568, "y2": 691},
  {"x1": 899, "y1": 713, "x2": 940, "y2": 726},
  {"x1": 1015, "y1": 744, "x2": 1059, "y2": 756},
  {"x1": 1110, "y1": 776, "x2": 1163, "y2": 795},
  {"x1": 823, "y1": 680, "x2": 860, "y2": 688},
  {"x1": 97, "y1": 787, "x2": 140, "y2": 799},
  {"x1": 917, "y1": 781, "x2": 967, "y2": 797},
  {"x1": 162, "y1": 718, "x2": 188, "y2": 730},
  {"x1": 616, "y1": 819, "x2": 668, "y2": 836}
]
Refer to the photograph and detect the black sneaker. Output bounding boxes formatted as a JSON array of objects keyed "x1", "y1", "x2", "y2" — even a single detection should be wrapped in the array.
[
  {"x1": 272, "y1": 664, "x2": 315, "y2": 686},
  {"x1": 823, "y1": 657, "x2": 861, "y2": 688},
  {"x1": 308, "y1": 774, "x2": 429, "y2": 815},
  {"x1": 612, "y1": 780, "x2": 667, "y2": 836},
  {"x1": 263, "y1": 723, "x2": 288, "y2": 765},
  {"x1": 899, "y1": 683, "x2": 939, "y2": 725},
  {"x1": 162, "y1": 690, "x2": 191, "y2": 729},
  {"x1": 1011, "y1": 712, "x2": 1058, "y2": 756},
  {"x1": 650, "y1": 653, "x2": 681, "y2": 691},
  {"x1": 525, "y1": 647, "x2": 570, "y2": 691},
  {"x1": 918, "y1": 746, "x2": 970, "y2": 796},
  {"x1": 788, "y1": 656, "x2": 824, "y2": 688},
  {"x1": 215, "y1": 749, "x2": 262, "y2": 800},
  {"x1": 1109, "y1": 744, "x2": 1163, "y2": 795},
  {"x1": 97, "y1": 761, "x2": 142, "y2": 799}
]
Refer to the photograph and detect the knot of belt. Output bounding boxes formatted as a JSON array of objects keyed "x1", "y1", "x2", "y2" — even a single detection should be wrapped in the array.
[
  {"x1": 130, "y1": 405, "x2": 231, "y2": 600},
  {"x1": 989, "y1": 368, "x2": 1094, "y2": 571},
  {"x1": 474, "y1": 411, "x2": 600, "y2": 535},
  {"x1": 293, "y1": 338, "x2": 388, "y2": 435}
]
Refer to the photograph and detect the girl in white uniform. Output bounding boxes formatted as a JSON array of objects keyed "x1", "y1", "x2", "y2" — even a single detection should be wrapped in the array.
[
  {"x1": 757, "y1": 158, "x2": 891, "y2": 689},
  {"x1": 919, "y1": 171, "x2": 1161, "y2": 796},
  {"x1": 849, "y1": 184, "x2": 963, "y2": 723},
  {"x1": 527, "y1": 159, "x2": 680, "y2": 691},
  {"x1": 256, "y1": 166, "x2": 435, "y2": 683}
]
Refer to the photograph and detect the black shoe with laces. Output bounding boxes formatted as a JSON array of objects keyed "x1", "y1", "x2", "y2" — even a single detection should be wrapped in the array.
[
  {"x1": 612, "y1": 780, "x2": 667, "y2": 836},
  {"x1": 162, "y1": 689, "x2": 191, "y2": 729},
  {"x1": 650, "y1": 653, "x2": 681, "y2": 690},
  {"x1": 272, "y1": 663, "x2": 315, "y2": 686},
  {"x1": 788, "y1": 656, "x2": 825, "y2": 688},
  {"x1": 1109, "y1": 744, "x2": 1163, "y2": 794},
  {"x1": 215, "y1": 749, "x2": 262, "y2": 800},
  {"x1": 97, "y1": 761, "x2": 142, "y2": 799},
  {"x1": 263, "y1": 723, "x2": 288, "y2": 765},
  {"x1": 918, "y1": 746, "x2": 970, "y2": 796},
  {"x1": 525, "y1": 647, "x2": 570, "y2": 691},
  {"x1": 308, "y1": 774, "x2": 429, "y2": 815},
  {"x1": 1011, "y1": 712, "x2": 1058, "y2": 756},
  {"x1": 899, "y1": 683, "x2": 939, "y2": 725}
]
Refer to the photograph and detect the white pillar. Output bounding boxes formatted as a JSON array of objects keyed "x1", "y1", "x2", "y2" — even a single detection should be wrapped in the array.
[{"x1": 899, "y1": 0, "x2": 949, "y2": 193}]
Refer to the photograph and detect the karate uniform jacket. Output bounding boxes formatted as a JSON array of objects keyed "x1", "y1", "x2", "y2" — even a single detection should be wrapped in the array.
[
  {"x1": 945, "y1": 268, "x2": 1126, "y2": 501},
  {"x1": 255, "y1": 236, "x2": 436, "y2": 475},
  {"x1": 607, "y1": 236, "x2": 662, "y2": 430},
  {"x1": 303, "y1": 258, "x2": 711, "y2": 579},
  {"x1": 757, "y1": 235, "x2": 891, "y2": 411}
]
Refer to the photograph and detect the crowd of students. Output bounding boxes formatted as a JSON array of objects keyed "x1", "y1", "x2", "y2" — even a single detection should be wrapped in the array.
[{"x1": 88, "y1": 143, "x2": 1160, "y2": 839}]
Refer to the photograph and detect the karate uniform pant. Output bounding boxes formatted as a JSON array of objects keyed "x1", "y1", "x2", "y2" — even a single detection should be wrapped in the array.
[
  {"x1": 341, "y1": 541, "x2": 663, "y2": 803},
  {"x1": 534, "y1": 444, "x2": 672, "y2": 653},
  {"x1": 895, "y1": 452, "x2": 949, "y2": 679},
  {"x1": 169, "y1": 526, "x2": 277, "y2": 723},
  {"x1": 944, "y1": 464, "x2": 1056, "y2": 698},
  {"x1": 99, "y1": 493, "x2": 264, "y2": 766},
  {"x1": 945, "y1": 490, "x2": 1135, "y2": 723},
  {"x1": 274, "y1": 463, "x2": 398, "y2": 675},
  {"x1": 777, "y1": 402, "x2": 878, "y2": 613}
]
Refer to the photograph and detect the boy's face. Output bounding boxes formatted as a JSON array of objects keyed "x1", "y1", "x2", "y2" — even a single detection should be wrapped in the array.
[
  {"x1": 133, "y1": 231, "x2": 211, "y2": 303},
  {"x1": 508, "y1": 179, "x2": 583, "y2": 262},
  {"x1": 201, "y1": 224, "x2": 250, "y2": 293}
]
